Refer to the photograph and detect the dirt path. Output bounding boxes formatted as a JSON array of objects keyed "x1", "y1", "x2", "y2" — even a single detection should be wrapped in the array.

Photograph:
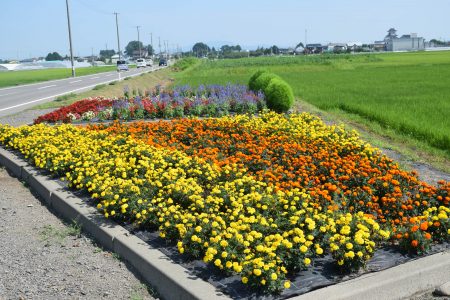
[{"x1": 0, "y1": 166, "x2": 156, "y2": 300}]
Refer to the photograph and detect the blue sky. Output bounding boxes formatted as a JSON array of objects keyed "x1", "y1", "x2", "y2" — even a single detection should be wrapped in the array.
[{"x1": 1, "y1": 0, "x2": 449, "y2": 59}]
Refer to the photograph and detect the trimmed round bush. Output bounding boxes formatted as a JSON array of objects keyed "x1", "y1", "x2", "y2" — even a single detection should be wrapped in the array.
[
  {"x1": 265, "y1": 78, "x2": 295, "y2": 113},
  {"x1": 248, "y1": 69, "x2": 268, "y2": 92},
  {"x1": 252, "y1": 72, "x2": 280, "y2": 93}
]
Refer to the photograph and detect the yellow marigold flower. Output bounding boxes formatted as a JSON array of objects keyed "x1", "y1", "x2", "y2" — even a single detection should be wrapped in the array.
[
  {"x1": 345, "y1": 251, "x2": 355, "y2": 259},
  {"x1": 253, "y1": 269, "x2": 262, "y2": 276},
  {"x1": 271, "y1": 273, "x2": 278, "y2": 280},
  {"x1": 242, "y1": 277, "x2": 248, "y2": 284},
  {"x1": 284, "y1": 281, "x2": 291, "y2": 289},
  {"x1": 346, "y1": 243, "x2": 353, "y2": 250},
  {"x1": 214, "y1": 259, "x2": 222, "y2": 267},
  {"x1": 300, "y1": 245, "x2": 308, "y2": 253},
  {"x1": 304, "y1": 258, "x2": 311, "y2": 265}
]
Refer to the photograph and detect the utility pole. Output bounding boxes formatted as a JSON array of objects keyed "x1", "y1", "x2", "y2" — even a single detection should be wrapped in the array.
[
  {"x1": 65, "y1": 0, "x2": 75, "y2": 77},
  {"x1": 305, "y1": 29, "x2": 308, "y2": 53},
  {"x1": 150, "y1": 33, "x2": 153, "y2": 57},
  {"x1": 91, "y1": 47, "x2": 94, "y2": 63},
  {"x1": 164, "y1": 40, "x2": 168, "y2": 57},
  {"x1": 158, "y1": 37, "x2": 161, "y2": 55},
  {"x1": 136, "y1": 26, "x2": 141, "y2": 58},
  {"x1": 114, "y1": 12, "x2": 121, "y2": 60}
]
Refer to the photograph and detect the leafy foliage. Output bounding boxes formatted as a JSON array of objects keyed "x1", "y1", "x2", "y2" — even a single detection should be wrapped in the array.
[
  {"x1": 248, "y1": 69, "x2": 268, "y2": 92},
  {"x1": 265, "y1": 78, "x2": 295, "y2": 113},
  {"x1": 252, "y1": 72, "x2": 280, "y2": 93},
  {"x1": 45, "y1": 52, "x2": 63, "y2": 61}
]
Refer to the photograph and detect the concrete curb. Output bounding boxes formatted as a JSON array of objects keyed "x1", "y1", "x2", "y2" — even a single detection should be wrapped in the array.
[
  {"x1": 0, "y1": 146, "x2": 229, "y2": 300},
  {"x1": 292, "y1": 250, "x2": 450, "y2": 300},
  {"x1": 1, "y1": 145, "x2": 449, "y2": 300}
]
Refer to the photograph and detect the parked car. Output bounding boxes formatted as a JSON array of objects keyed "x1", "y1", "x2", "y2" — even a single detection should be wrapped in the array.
[
  {"x1": 159, "y1": 58, "x2": 167, "y2": 66},
  {"x1": 116, "y1": 60, "x2": 129, "y2": 71},
  {"x1": 146, "y1": 59, "x2": 153, "y2": 67},
  {"x1": 136, "y1": 58, "x2": 146, "y2": 68}
]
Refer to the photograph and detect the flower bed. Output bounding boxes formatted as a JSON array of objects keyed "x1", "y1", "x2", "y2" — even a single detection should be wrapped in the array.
[
  {"x1": 34, "y1": 84, "x2": 265, "y2": 124},
  {"x1": 34, "y1": 97, "x2": 113, "y2": 124},
  {"x1": 1, "y1": 112, "x2": 448, "y2": 294}
]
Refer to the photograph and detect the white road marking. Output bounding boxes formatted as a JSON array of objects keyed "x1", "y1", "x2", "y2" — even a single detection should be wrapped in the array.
[
  {"x1": 37, "y1": 85, "x2": 57, "y2": 90},
  {"x1": 70, "y1": 80, "x2": 82, "y2": 84},
  {"x1": 105, "y1": 74, "x2": 114, "y2": 77},
  {"x1": 0, "y1": 67, "x2": 165, "y2": 112},
  {"x1": 0, "y1": 92, "x2": 16, "y2": 97},
  {"x1": 91, "y1": 76, "x2": 100, "y2": 79},
  {"x1": 0, "y1": 71, "x2": 111, "y2": 91}
]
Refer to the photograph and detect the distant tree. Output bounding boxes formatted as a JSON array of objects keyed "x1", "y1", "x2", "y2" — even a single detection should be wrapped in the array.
[
  {"x1": 146, "y1": 45, "x2": 154, "y2": 56},
  {"x1": 192, "y1": 42, "x2": 210, "y2": 57},
  {"x1": 99, "y1": 49, "x2": 116, "y2": 59},
  {"x1": 250, "y1": 47, "x2": 264, "y2": 57},
  {"x1": 45, "y1": 52, "x2": 63, "y2": 61},
  {"x1": 430, "y1": 39, "x2": 447, "y2": 46},
  {"x1": 271, "y1": 45, "x2": 280, "y2": 55},
  {"x1": 125, "y1": 41, "x2": 145, "y2": 56},
  {"x1": 235, "y1": 45, "x2": 242, "y2": 52}
]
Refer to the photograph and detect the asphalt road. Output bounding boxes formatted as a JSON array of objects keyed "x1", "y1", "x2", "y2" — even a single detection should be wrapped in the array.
[{"x1": 0, "y1": 66, "x2": 165, "y2": 117}]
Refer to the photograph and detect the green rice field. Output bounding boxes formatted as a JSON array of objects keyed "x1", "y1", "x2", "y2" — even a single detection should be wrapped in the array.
[{"x1": 174, "y1": 51, "x2": 450, "y2": 154}]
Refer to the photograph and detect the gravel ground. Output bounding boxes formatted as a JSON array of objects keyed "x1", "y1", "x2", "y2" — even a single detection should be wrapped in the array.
[{"x1": 0, "y1": 167, "x2": 156, "y2": 300}]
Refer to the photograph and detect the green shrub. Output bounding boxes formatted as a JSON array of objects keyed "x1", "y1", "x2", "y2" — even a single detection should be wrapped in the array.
[
  {"x1": 265, "y1": 78, "x2": 295, "y2": 113},
  {"x1": 252, "y1": 72, "x2": 280, "y2": 93},
  {"x1": 248, "y1": 69, "x2": 268, "y2": 92}
]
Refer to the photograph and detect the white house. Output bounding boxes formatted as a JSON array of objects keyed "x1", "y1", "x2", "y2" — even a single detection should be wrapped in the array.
[{"x1": 384, "y1": 28, "x2": 425, "y2": 51}]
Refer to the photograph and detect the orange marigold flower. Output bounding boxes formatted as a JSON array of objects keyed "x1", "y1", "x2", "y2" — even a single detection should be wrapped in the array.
[
  {"x1": 420, "y1": 222, "x2": 428, "y2": 231},
  {"x1": 424, "y1": 233, "x2": 431, "y2": 240},
  {"x1": 411, "y1": 240, "x2": 419, "y2": 247},
  {"x1": 411, "y1": 225, "x2": 419, "y2": 232}
]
